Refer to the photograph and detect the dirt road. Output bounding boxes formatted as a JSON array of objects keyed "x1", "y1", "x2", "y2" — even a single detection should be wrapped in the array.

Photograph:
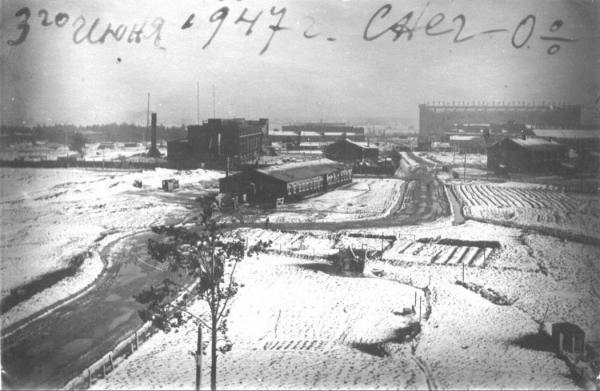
[{"x1": 1, "y1": 231, "x2": 181, "y2": 390}]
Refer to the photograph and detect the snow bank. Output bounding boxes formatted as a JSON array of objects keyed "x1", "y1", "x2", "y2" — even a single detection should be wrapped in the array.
[{"x1": 1, "y1": 251, "x2": 104, "y2": 329}]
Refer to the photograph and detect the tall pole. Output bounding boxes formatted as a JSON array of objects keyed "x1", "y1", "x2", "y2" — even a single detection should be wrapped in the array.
[{"x1": 197, "y1": 82, "x2": 201, "y2": 125}]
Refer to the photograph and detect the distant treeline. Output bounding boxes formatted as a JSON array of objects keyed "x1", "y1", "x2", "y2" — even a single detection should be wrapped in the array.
[{"x1": 0, "y1": 123, "x2": 188, "y2": 144}]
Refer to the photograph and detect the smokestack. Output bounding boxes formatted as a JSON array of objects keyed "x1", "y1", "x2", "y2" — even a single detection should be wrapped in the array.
[
  {"x1": 151, "y1": 112, "x2": 157, "y2": 149},
  {"x1": 148, "y1": 112, "x2": 161, "y2": 157}
]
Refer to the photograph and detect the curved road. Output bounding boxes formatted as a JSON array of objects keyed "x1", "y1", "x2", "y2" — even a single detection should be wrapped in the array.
[
  {"x1": 229, "y1": 154, "x2": 450, "y2": 231},
  {"x1": 1, "y1": 231, "x2": 180, "y2": 389}
]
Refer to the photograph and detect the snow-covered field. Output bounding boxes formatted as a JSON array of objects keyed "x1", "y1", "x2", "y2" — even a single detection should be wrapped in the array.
[
  {"x1": 94, "y1": 253, "x2": 428, "y2": 390},
  {"x1": 93, "y1": 220, "x2": 599, "y2": 389},
  {"x1": 1, "y1": 167, "x2": 223, "y2": 327},
  {"x1": 453, "y1": 183, "x2": 600, "y2": 239},
  {"x1": 0, "y1": 142, "x2": 166, "y2": 162},
  {"x1": 265, "y1": 178, "x2": 405, "y2": 223}
]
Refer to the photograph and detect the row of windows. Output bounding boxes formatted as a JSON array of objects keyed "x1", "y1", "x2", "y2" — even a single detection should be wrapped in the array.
[
  {"x1": 287, "y1": 170, "x2": 352, "y2": 196},
  {"x1": 287, "y1": 176, "x2": 323, "y2": 195}
]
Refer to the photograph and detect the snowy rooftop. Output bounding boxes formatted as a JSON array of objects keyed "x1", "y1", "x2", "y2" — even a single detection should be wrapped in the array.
[
  {"x1": 300, "y1": 131, "x2": 321, "y2": 137},
  {"x1": 450, "y1": 135, "x2": 480, "y2": 141},
  {"x1": 257, "y1": 158, "x2": 347, "y2": 183},
  {"x1": 344, "y1": 139, "x2": 378, "y2": 150},
  {"x1": 270, "y1": 131, "x2": 298, "y2": 136},
  {"x1": 509, "y1": 137, "x2": 565, "y2": 150},
  {"x1": 533, "y1": 129, "x2": 600, "y2": 139}
]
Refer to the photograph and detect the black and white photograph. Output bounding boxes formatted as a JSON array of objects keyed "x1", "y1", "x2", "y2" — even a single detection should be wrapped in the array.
[{"x1": 1, "y1": 0, "x2": 599, "y2": 389}]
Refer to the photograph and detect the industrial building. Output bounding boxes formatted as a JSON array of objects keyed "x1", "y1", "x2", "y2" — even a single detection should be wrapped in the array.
[
  {"x1": 219, "y1": 158, "x2": 352, "y2": 204},
  {"x1": 324, "y1": 139, "x2": 379, "y2": 163},
  {"x1": 270, "y1": 123, "x2": 366, "y2": 146},
  {"x1": 487, "y1": 137, "x2": 567, "y2": 174},
  {"x1": 419, "y1": 103, "x2": 582, "y2": 143},
  {"x1": 167, "y1": 118, "x2": 268, "y2": 169}
]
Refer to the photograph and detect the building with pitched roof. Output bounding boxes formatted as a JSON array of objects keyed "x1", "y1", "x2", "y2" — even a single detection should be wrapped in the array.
[
  {"x1": 487, "y1": 137, "x2": 567, "y2": 173},
  {"x1": 324, "y1": 139, "x2": 379, "y2": 163},
  {"x1": 219, "y1": 158, "x2": 352, "y2": 203}
]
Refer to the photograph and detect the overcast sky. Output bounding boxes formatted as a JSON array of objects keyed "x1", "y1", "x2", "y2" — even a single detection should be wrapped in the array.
[{"x1": 1, "y1": 0, "x2": 598, "y2": 126}]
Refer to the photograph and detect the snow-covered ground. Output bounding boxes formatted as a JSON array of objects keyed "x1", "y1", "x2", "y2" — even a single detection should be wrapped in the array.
[
  {"x1": 265, "y1": 178, "x2": 405, "y2": 223},
  {"x1": 93, "y1": 253, "x2": 428, "y2": 390},
  {"x1": 452, "y1": 182, "x2": 600, "y2": 239},
  {"x1": 82, "y1": 143, "x2": 167, "y2": 161},
  {"x1": 1, "y1": 167, "x2": 223, "y2": 327},
  {"x1": 423, "y1": 152, "x2": 487, "y2": 167},
  {"x1": 0, "y1": 142, "x2": 167, "y2": 161},
  {"x1": 93, "y1": 220, "x2": 599, "y2": 389}
]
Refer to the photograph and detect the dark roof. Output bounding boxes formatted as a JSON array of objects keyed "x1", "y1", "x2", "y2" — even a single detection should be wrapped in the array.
[{"x1": 256, "y1": 158, "x2": 348, "y2": 183}]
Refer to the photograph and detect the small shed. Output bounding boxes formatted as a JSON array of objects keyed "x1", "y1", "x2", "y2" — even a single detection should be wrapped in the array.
[
  {"x1": 552, "y1": 322, "x2": 585, "y2": 355},
  {"x1": 162, "y1": 179, "x2": 179, "y2": 192}
]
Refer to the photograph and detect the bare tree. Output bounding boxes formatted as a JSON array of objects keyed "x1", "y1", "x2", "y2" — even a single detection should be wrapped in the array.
[{"x1": 134, "y1": 213, "x2": 247, "y2": 390}]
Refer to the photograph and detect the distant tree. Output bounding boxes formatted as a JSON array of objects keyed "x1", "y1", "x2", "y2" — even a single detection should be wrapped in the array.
[
  {"x1": 134, "y1": 211, "x2": 248, "y2": 391},
  {"x1": 69, "y1": 132, "x2": 87, "y2": 153}
]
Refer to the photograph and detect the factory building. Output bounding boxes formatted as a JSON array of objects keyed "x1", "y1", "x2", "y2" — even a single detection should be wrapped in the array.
[
  {"x1": 219, "y1": 158, "x2": 352, "y2": 203},
  {"x1": 487, "y1": 137, "x2": 567, "y2": 174},
  {"x1": 419, "y1": 103, "x2": 582, "y2": 143},
  {"x1": 324, "y1": 139, "x2": 379, "y2": 163},
  {"x1": 167, "y1": 118, "x2": 267, "y2": 169}
]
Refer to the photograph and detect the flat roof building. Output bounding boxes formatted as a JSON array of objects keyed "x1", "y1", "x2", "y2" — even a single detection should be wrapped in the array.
[{"x1": 167, "y1": 118, "x2": 267, "y2": 169}]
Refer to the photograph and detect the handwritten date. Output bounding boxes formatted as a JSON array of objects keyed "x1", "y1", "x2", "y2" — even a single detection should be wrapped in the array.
[{"x1": 5, "y1": 2, "x2": 577, "y2": 56}]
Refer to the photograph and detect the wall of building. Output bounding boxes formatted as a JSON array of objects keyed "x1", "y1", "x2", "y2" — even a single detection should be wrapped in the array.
[
  {"x1": 219, "y1": 166, "x2": 353, "y2": 203},
  {"x1": 487, "y1": 139, "x2": 566, "y2": 173},
  {"x1": 325, "y1": 140, "x2": 379, "y2": 162},
  {"x1": 169, "y1": 118, "x2": 265, "y2": 168}
]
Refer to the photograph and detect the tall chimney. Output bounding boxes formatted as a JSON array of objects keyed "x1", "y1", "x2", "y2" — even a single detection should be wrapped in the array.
[
  {"x1": 151, "y1": 112, "x2": 157, "y2": 149},
  {"x1": 148, "y1": 112, "x2": 161, "y2": 157}
]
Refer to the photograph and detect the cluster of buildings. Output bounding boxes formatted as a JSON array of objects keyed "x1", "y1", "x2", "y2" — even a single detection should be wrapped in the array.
[
  {"x1": 269, "y1": 123, "x2": 365, "y2": 150},
  {"x1": 163, "y1": 99, "x2": 597, "y2": 205},
  {"x1": 166, "y1": 119, "x2": 388, "y2": 205},
  {"x1": 418, "y1": 102, "x2": 600, "y2": 174}
]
